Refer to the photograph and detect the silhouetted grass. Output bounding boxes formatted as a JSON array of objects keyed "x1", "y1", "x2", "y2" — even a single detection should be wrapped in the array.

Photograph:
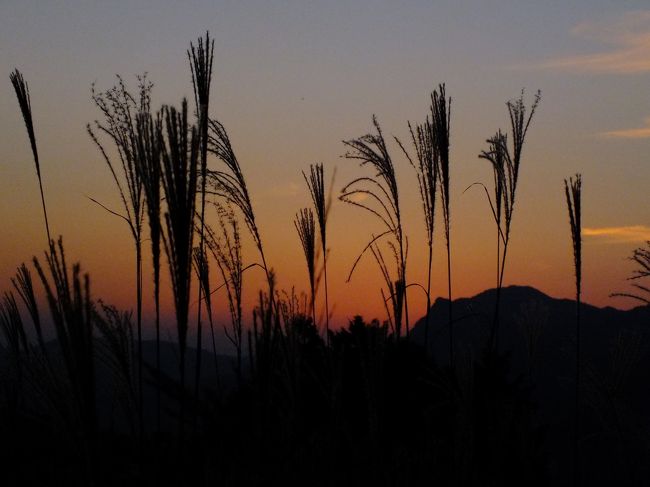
[
  {"x1": 565, "y1": 173, "x2": 582, "y2": 487},
  {"x1": 4, "y1": 34, "x2": 650, "y2": 487},
  {"x1": 479, "y1": 90, "x2": 541, "y2": 353},
  {"x1": 341, "y1": 116, "x2": 409, "y2": 337},
  {"x1": 205, "y1": 204, "x2": 246, "y2": 381},
  {"x1": 133, "y1": 109, "x2": 163, "y2": 431},
  {"x1": 188, "y1": 32, "x2": 215, "y2": 421},
  {"x1": 207, "y1": 118, "x2": 277, "y2": 331},
  {"x1": 193, "y1": 241, "x2": 220, "y2": 386},
  {"x1": 89, "y1": 75, "x2": 150, "y2": 434},
  {"x1": 431, "y1": 84, "x2": 453, "y2": 367},
  {"x1": 159, "y1": 99, "x2": 200, "y2": 436},
  {"x1": 396, "y1": 92, "x2": 438, "y2": 352},
  {"x1": 95, "y1": 303, "x2": 137, "y2": 433},
  {"x1": 303, "y1": 163, "x2": 331, "y2": 342},
  {"x1": 11, "y1": 263, "x2": 45, "y2": 354},
  {"x1": 10, "y1": 69, "x2": 52, "y2": 245},
  {"x1": 295, "y1": 208, "x2": 317, "y2": 327}
]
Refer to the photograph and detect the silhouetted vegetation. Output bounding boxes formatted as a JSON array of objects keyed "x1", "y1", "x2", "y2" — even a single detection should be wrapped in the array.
[{"x1": 4, "y1": 35, "x2": 650, "y2": 487}]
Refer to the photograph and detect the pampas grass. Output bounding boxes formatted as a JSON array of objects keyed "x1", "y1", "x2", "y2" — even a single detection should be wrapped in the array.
[
  {"x1": 341, "y1": 116, "x2": 409, "y2": 338},
  {"x1": 95, "y1": 303, "x2": 138, "y2": 433},
  {"x1": 0, "y1": 292, "x2": 29, "y2": 363},
  {"x1": 206, "y1": 205, "x2": 246, "y2": 381},
  {"x1": 369, "y1": 241, "x2": 403, "y2": 333},
  {"x1": 33, "y1": 238, "x2": 96, "y2": 440},
  {"x1": 11, "y1": 263, "x2": 45, "y2": 354},
  {"x1": 133, "y1": 109, "x2": 163, "y2": 430},
  {"x1": 565, "y1": 173, "x2": 582, "y2": 487},
  {"x1": 295, "y1": 208, "x2": 317, "y2": 328},
  {"x1": 88, "y1": 75, "x2": 149, "y2": 433},
  {"x1": 193, "y1": 241, "x2": 220, "y2": 384},
  {"x1": 159, "y1": 99, "x2": 200, "y2": 435},
  {"x1": 479, "y1": 90, "x2": 541, "y2": 353},
  {"x1": 396, "y1": 92, "x2": 438, "y2": 352},
  {"x1": 303, "y1": 163, "x2": 331, "y2": 342},
  {"x1": 207, "y1": 116, "x2": 279, "y2": 355},
  {"x1": 208, "y1": 120, "x2": 269, "y2": 272},
  {"x1": 188, "y1": 32, "x2": 215, "y2": 417},
  {"x1": 9, "y1": 69, "x2": 52, "y2": 245},
  {"x1": 430, "y1": 84, "x2": 453, "y2": 366}
]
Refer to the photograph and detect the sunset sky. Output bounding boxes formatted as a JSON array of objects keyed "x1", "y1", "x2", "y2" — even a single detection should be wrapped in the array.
[{"x1": 1, "y1": 1, "x2": 649, "y2": 346}]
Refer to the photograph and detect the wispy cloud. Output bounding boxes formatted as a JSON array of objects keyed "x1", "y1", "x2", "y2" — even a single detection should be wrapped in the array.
[
  {"x1": 535, "y1": 11, "x2": 650, "y2": 74},
  {"x1": 600, "y1": 117, "x2": 650, "y2": 139},
  {"x1": 584, "y1": 225, "x2": 650, "y2": 243}
]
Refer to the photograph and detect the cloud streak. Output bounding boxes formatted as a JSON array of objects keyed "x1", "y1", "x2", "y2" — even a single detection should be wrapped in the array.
[
  {"x1": 535, "y1": 11, "x2": 650, "y2": 74},
  {"x1": 600, "y1": 117, "x2": 650, "y2": 139},
  {"x1": 584, "y1": 225, "x2": 650, "y2": 243}
]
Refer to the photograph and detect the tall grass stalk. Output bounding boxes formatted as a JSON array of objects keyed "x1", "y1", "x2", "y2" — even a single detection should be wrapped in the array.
[
  {"x1": 295, "y1": 208, "x2": 317, "y2": 328},
  {"x1": 341, "y1": 116, "x2": 409, "y2": 338},
  {"x1": 12, "y1": 263, "x2": 46, "y2": 355},
  {"x1": 206, "y1": 205, "x2": 245, "y2": 382},
  {"x1": 431, "y1": 84, "x2": 452, "y2": 366},
  {"x1": 0, "y1": 292, "x2": 29, "y2": 366},
  {"x1": 369, "y1": 242, "x2": 403, "y2": 333},
  {"x1": 191, "y1": 246, "x2": 206, "y2": 423},
  {"x1": 193, "y1": 240, "x2": 220, "y2": 386},
  {"x1": 207, "y1": 119, "x2": 280, "y2": 414},
  {"x1": 189, "y1": 33, "x2": 214, "y2": 416},
  {"x1": 10, "y1": 70, "x2": 52, "y2": 246},
  {"x1": 88, "y1": 76, "x2": 149, "y2": 433},
  {"x1": 565, "y1": 173, "x2": 582, "y2": 487},
  {"x1": 159, "y1": 100, "x2": 200, "y2": 436},
  {"x1": 479, "y1": 90, "x2": 541, "y2": 353},
  {"x1": 133, "y1": 109, "x2": 163, "y2": 431},
  {"x1": 208, "y1": 119, "x2": 275, "y2": 324},
  {"x1": 33, "y1": 238, "x2": 96, "y2": 470},
  {"x1": 0, "y1": 291, "x2": 30, "y2": 440},
  {"x1": 303, "y1": 163, "x2": 331, "y2": 343},
  {"x1": 396, "y1": 97, "x2": 438, "y2": 352},
  {"x1": 95, "y1": 304, "x2": 138, "y2": 434}
]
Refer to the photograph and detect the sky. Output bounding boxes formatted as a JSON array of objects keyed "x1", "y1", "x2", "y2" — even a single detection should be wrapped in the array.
[{"x1": 1, "y1": 0, "x2": 649, "y2": 347}]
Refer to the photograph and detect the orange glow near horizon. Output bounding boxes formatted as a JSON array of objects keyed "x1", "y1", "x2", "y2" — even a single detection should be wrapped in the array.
[{"x1": 1, "y1": 4, "x2": 649, "y2": 351}]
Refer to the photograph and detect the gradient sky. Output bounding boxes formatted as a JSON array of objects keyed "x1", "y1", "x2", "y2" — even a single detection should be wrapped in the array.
[{"x1": 2, "y1": 1, "x2": 649, "y2": 345}]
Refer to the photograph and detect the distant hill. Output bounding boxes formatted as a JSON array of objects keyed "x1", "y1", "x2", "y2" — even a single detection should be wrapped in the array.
[
  {"x1": 411, "y1": 285, "x2": 650, "y2": 485},
  {"x1": 412, "y1": 285, "x2": 649, "y2": 370}
]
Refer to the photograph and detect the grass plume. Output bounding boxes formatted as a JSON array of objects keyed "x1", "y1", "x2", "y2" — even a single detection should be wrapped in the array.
[
  {"x1": 206, "y1": 204, "x2": 245, "y2": 382},
  {"x1": 208, "y1": 118, "x2": 276, "y2": 330},
  {"x1": 33, "y1": 238, "x2": 96, "y2": 441},
  {"x1": 11, "y1": 264, "x2": 45, "y2": 354},
  {"x1": 133, "y1": 110, "x2": 163, "y2": 430},
  {"x1": 188, "y1": 32, "x2": 215, "y2": 419},
  {"x1": 295, "y1": 208, "x2": 317, "y2": 328},
  {"x1": 565, "y1": 173, "x2": 582, "y2": 487},
  {"x1": 10, "y1": 69, "x2": 52, "y2": 245},
  {"x1": 303, "y1": 163, "x2": 331, "y2": 343},
  {"x1": 159, "y1": 99, "x2": 200, "y2": 435},
  {"x1": 396, "y1": 94, "x2": 439, "y2": 352},
  {"x1": 341, "y1": 116, "x2": 409, "y2": 338},
  {"x1": 89, "y1": 75, "x2": 150, "y2": 433},
  {"x1": 478, "y1": 89, "x2": 541, "y2": 353},
  {"x1": 431, "y1": 84, "x2": 453, "y2": 366}
]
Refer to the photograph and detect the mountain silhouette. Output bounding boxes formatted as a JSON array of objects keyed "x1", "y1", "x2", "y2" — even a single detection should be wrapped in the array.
[{"x1": 412, "y1": 285, "x2": 650, "y2": 485}]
